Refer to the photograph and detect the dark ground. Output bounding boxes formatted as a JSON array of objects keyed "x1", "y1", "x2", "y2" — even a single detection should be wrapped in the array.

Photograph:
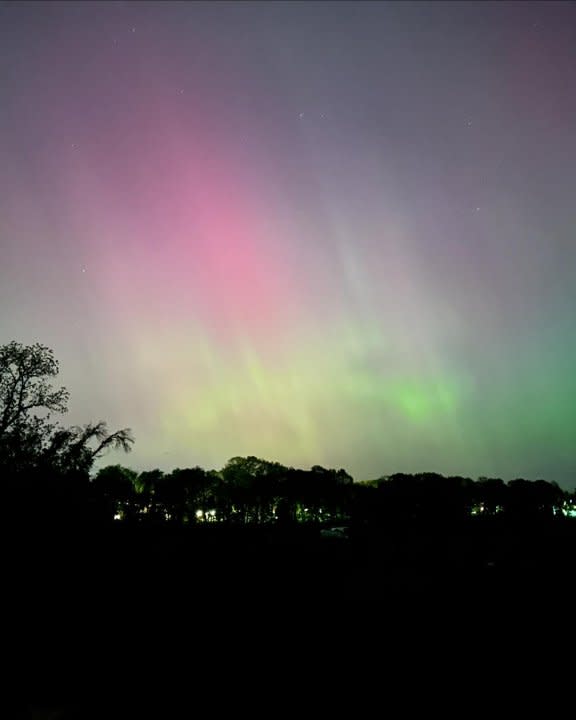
[{"x1": 6, "y1": 521, "x2": 575, "y2": 716}]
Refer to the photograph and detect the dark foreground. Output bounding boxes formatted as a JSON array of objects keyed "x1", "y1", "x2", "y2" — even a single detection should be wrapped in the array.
[{"x1": 7, "y1": 521, "x2": 576, "y2": 716}]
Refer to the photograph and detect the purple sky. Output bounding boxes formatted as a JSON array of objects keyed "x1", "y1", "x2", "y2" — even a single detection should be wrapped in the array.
[{"x1": 1, "y1": 1, "x2": 575, "y2": 486}]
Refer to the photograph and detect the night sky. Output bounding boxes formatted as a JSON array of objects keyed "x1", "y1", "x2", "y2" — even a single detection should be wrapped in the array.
[{"x1": 1, "y1": 1, "x2": 575, "y2": 487}]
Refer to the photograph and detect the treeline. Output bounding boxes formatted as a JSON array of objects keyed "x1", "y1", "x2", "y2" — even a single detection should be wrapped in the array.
[
  {"x1": 1, "y1": 341, "x2": 575, "y2": 532},
  {"x1": 87, "y1": 460, "x2": 575, "y2": 528},
  {"x1": 6, "y1": 454, "x2": 576, "y2": 531}
]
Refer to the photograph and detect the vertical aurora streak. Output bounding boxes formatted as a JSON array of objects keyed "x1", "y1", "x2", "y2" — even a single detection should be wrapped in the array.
[{"x1": 0, "y1": 2, "x2": 575, "y2": 486}]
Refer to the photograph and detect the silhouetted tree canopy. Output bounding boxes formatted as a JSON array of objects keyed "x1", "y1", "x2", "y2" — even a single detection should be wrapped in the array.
[
  {"x1": 0, "y1": 341, "x2": 134, "y2": 525},
  {"x1": 2, "y1": 341, "x2": 574, "y2": 533}
]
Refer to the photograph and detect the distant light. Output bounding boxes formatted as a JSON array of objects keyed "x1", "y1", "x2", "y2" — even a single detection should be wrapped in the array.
[
  {"x1": 113, "y1": 513, "x2": 122, "y2": 521},
  {"x1": 195, "y1": 510, "x2": 203, "y2": 518},
  {"x1": 208, "y1": 509, "x2": 216, "y2": 517}
]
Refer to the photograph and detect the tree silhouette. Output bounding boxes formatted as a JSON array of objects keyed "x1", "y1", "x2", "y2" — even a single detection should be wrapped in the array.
[
  {"x1": 45, "y1": 422, "x2": 134, "y2": 475},
  {"x1": 506, "y1": 478, "x2": 563, "y2": 521},
  {"x1": 2, "y1": 342, "x2": 573, "y2": 536},
  {"x1": 0, "y1": 341, "x2": 134, "y2": 525},
  {"x1": 0, "y1": 341, "x2": 69, "y2": 474},
  {"x1": 474, "y1": 477, "x2": 507, "y2": 516},
  {"x1": 165, "y1": 466, "x2": 215, "y2": 522},
  {"x1": 93, "y1": 464, "x2": 139, "y2": 522},
  {"x1": 136, "y1": 469, "x2": 165, "y2": 521}
]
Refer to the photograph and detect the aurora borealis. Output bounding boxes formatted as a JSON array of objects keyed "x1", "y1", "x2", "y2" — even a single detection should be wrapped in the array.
[{"x1": 1, "y1": 2, "x2": 575, "y2": 487}]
